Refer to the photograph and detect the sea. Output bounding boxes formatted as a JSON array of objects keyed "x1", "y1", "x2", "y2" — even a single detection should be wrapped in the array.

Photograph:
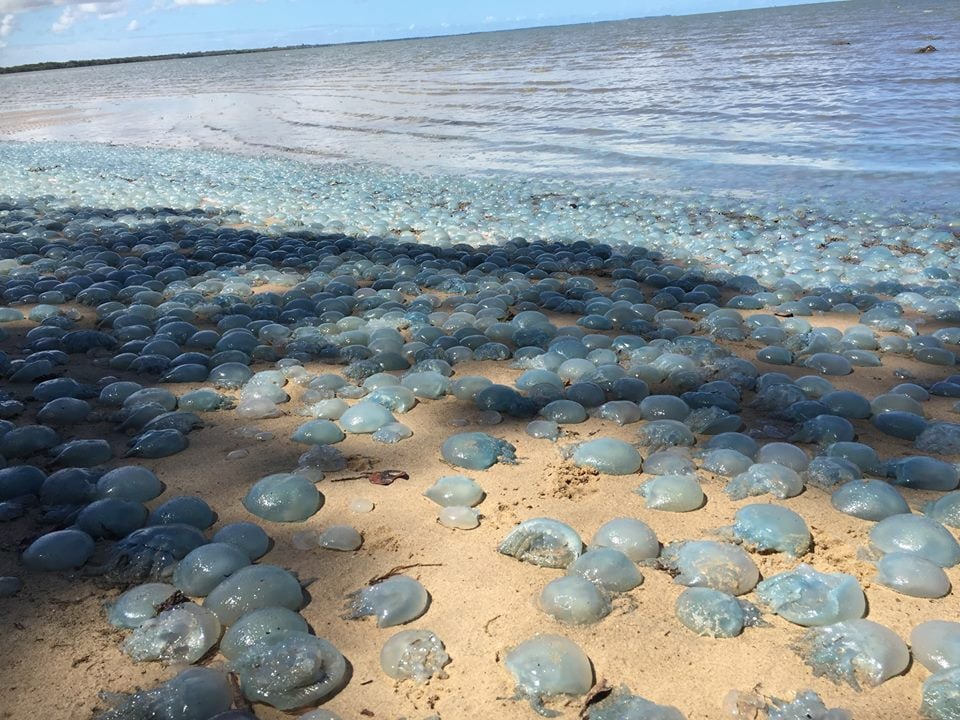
[{"x1": 0, "y1": 0, "x2": 957, "y2": 210}]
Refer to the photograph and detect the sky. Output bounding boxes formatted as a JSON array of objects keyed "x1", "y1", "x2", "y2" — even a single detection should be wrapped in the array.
[{"x1": 0, "y1": 0, "x2": 833, "y2": 67}]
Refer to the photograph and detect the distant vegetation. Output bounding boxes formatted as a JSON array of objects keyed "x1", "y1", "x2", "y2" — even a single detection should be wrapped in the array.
[{"x1": 0, "y1": 44, "x2": 317, "y2": 74}]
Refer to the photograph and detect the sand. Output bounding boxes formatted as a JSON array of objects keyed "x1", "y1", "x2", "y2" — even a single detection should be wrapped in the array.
[{"x1": 1, "y1": 289, "x2": 958, "y2": 720}]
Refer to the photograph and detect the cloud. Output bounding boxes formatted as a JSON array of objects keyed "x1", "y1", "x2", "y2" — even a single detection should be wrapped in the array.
[
  {"x1": 0, "y1": 11, "x2": 11, "y2": 45},
  {"x1": 52, "y1": 1, "x2": 125, "y2": 32},
  {"x1": 0, "y1": 0, "x2": 125, "y2": 14},
  {"x1": 172, "y1": 0, "x2": 232, "y2": 5},
  {"x1": 125, "y1": 16, "x2": 136, "y2": 29}
]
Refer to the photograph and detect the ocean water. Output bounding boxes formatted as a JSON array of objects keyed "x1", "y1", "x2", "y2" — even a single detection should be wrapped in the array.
[{"x1": 0, "y1": 0, "x2": 957, "y2": 208}]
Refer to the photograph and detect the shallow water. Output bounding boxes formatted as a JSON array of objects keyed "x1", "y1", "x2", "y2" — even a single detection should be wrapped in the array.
[{"x1": 0, "y1": 0, "x2": 957, "y2": 208}]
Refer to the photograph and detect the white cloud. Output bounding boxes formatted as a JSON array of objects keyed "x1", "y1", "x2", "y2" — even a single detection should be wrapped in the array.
[
  {"x1": 51, "y1": 1, "x2": 124, "y2": 32},
  {"x1": 0, "y1": 12, "x2": 15, "y2": 36},
  {"x1": 0, "y1": 0, "x2": 125, "y2": 14},
  {"x1": 125, "y1": 16, "x2": 136, "y2": 29}
]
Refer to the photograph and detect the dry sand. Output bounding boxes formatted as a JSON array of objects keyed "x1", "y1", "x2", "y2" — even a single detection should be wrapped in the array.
[{"x1": 1, "y1": 293, "x2": 958, "y2": 720}]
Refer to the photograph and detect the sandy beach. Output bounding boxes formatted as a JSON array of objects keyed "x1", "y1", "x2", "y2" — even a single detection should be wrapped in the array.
[{"x1": 1, "y1": 274, "x2": 957, "y2": 720}]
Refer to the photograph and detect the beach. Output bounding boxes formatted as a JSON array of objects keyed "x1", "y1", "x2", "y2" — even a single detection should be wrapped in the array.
[{"x1": 1, "y1": 1, "x2": 959, "y2": 718}]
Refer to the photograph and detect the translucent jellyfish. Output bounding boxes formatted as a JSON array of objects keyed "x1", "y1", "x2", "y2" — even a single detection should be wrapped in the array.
[
  {"x1": 675, "y1": 587, "x2": 747, "y2": 638},
  {"x1": 731, "y1": 504, "x2": 812, "y2": 556},
  {"x1": 598, "y1": 401, "x2": 643, "y2": 426},
  {"x1": 643, "y1": 450, "x2": 696, "y2": 476},
  {"x1": 911, "y1": 621, "x2": 960, "y2": 672},
  {"x1": 504, "y1": 635, "x2": 593, "y2": 717},
  {"x1": 636, "y1": 474, "x2": 704, "y2": 512},
  {"x1": 584, "y1": 685, "x2": 685, "y2": 720},
  {"x1": 380, "y1": 629, "x2": 449, "y2": 682},
  {"x1": 401, "y1": 371, "x2": 451, "y2": 399},
  {"x1": 440, "y1": 432, "x2": 517, "y2": 470},
  {"x1": 756, "y1": 565, "x2": 865, "y2": 627},
  {"x1": 567, "y1": 548, "x2": 643, "y2": 592},
  {"x1": 107, "y1": 583, "x2": 178, "y2": 629},
  {"x1": 149, "y1": 495, "x2": 215, "y2": 530},
  {"x1": 105, "y1": 524, "x2": 207, "y2": 582},
  {"x1": 473, "y1": 387, "x2": 536, "y2": 420},
  {"x1": 231, "y1": 631, "x2": 347, "y2": 709},
  {"x1": 22, "y1": 528, "x2": 95, "y2": 571},
  {"x1": 319, "y1": 525, "x2": 363, "y2": 550},
  {"x1": 141, "y1": 411, "x2": 203, "y2": 435},
  {"x1": 451, "y1": 376, "x2": 493, "y2": 401},
  {"x1": 40, "y1": 466, "x2": 97, "y2": 506},
  {"x1": 925, "y1": 492, "x2": 960, "y2": 529},
  {"x1": 303, "y1": 398, "x2": 349, "y2": 419},
  {"x1": 122, "y1": 602, "x2": 221, "y2": 664},
  {"x1": 0, "y1": 464, "x2": 46, "y2": 501},
  {"x1": 291, "y1": 419, "x2": 345, "y2": 446},
  {"x1": 0, "y1": 424, "x2": 60, "y2": 458},
  {"x1": 372, "y1": 422, "x2": 413, "y2": 443},
  {"x1": 204, "y1": 564, "x2": 304, "y2": 625},
  {"x1": 873, "y1": 411, "x2": 929, "y2": 441},
  {"x1": 297, "y1": 710, "x2": 342, "y2": 720},
  {"x1": 438, "y1": 506, "x2": 480, "y2": 530},
  {"x1": 220, "y1": 607, "x2": 310, "y2": 660},
  {"x1": 499, "y1": 518, "x2": 583, "y2": 568},
  {"x1": 871, "y1": 392, "x2": 925, "y2": 417},
  {"x1": 96, "y1": 466, "x2": 163, "y2": 502},
  {"x1": 209, "y1": 362, "x2": 253, "y2": 390},
  {"x1": 802, "y1": 457, "x2": 861, "y2": 490},
  {"x1": 635, "y1": 420, "x2": 695, "y2": 452},
  {"x1": 921, "y1": 668, "x2": 960, "y2": 720},
  {"x1": 527, "y1": 420, "x2": 561, "y2": 441},
  {"x1": 173, "y1": 542, "x2": 251, "y2": 597},
  {"x1": 756, "y1": 443, "x2": 809, "y2": 471},
  {"x1": 824, "y1": 441, "x2": 879, "y2": 473},
  {"x1": 759, "y1": 690, "x2": 851, "y2": 720},
  {"x1": 725, "y1": 463, "x2": 804, "y2": 500},
  {"x1": 869, "y1": 514, "x2": 960, "y2": 567},
  {"x1": 658, "y1": 541, "x2": 759, "y2": 595},
  {"x1": 126, "y1": 429, "x2": 188, "y2": 458},
  {"x1": 99, "y1": 381, "x2": 144, "y2": 407},
  {"x1": 349, "y1": 498, "x2": 374, "y2": 513},
  {"x1": 821, "y1": 390, "x2": 871, "y2": 419},
  {"x1": 367, "y1": 386, "x2": 417, "y2": 414},
  {"x1": 339, "y1": 402, "x2": 396, "y2": 433},
  {"x1": 539, "y1": 576, "x2": 611, "y2": 625},
  {"x1": 75, "y1": 499, "x2": 148, "y2": 539},
  {"x1": 243, "y1": 473, "x2": 323, "y2": 523},
  {"x1": 804, "y1": 353, "x2": 852, "y2": 376},
  {"x1": 916, "y1": 422, "x2": 960, "y2": 455},
  {"x1": 540, "y1": 400, "x2": 587, "y2": 425},
  {"x1": 791, "y1": 415, "x2": 855, "y2": 445},
  {"x1": 875, "y1": 552, "x2": 951, "y2": 598},
  {"x1": 345, "y1": 575, "x2": 429, "y2": 627},
  {"x1": 892, "y1": 456, "x2": 959, "y2": 492},
  {"x1": 570, "y1": 438, "x2": 642, "y2": 475},
  {"x1": 37, "y1": 397, "x2": 92, "y2": 426},
  {"x1": 831, "y1": 480, "x2": 909, "y2": 521},
  {"x1": 591, "y1": 518, "x2": 659, "y2": 562},
  {"x1": 423, "y1": 475, "x2": 485, "y2": 507},
  {"x1": 178, "y1": 389, "x2": 234, "y2": 412},
  {"x1": 95, "y1": 667, "x2": 232, "y2": 720},
  {"x1": 795, "y1": 619, "x2": 909, "y2": 690},
  {"x1": 700, "y1": 448, "x2": 753, "y2": 477},
  {"x1": 212, "y1": 522, "x2": 271, "y2": 561}
]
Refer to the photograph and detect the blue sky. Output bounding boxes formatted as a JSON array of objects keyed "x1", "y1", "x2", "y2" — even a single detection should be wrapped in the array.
[{"x1": 0, "y1": 0, "x2": 831, "y2": 66}]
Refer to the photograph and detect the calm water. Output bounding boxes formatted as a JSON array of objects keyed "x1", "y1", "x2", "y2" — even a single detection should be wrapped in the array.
[{"x1": 1, "y1": 0, "x2": 957, "y2": 207}]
